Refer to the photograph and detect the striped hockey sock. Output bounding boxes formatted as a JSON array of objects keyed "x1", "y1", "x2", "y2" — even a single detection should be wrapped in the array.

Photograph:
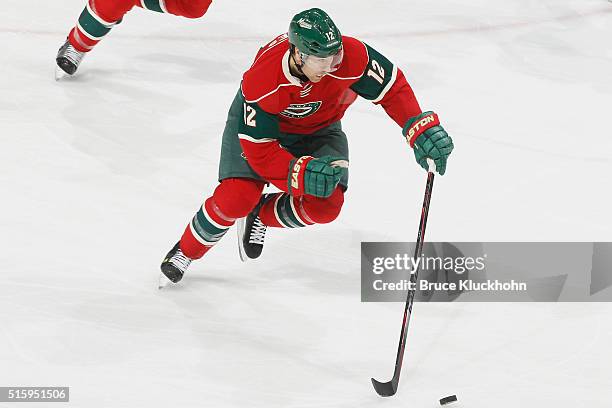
[
  {"x1": 258, "y1": 188, "x2": 345, "y2": 228},
  {"x1": 258, "y1": 193, "x2": 316, "y2": 229},
  {"x1": 68, "y1": 2, "x2": 121, "y2": 52},
  {"x1": 180, "y1": 197, "x2": 235, "y2": 259},
  {"x1": 138, "y1": 0, "x2": 169, "y2": 14}
]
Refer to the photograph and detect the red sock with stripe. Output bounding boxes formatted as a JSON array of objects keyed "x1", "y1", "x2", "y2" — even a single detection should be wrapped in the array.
[
  {"x1": 179, "y1": 197, "x2": 235, "y2": 259},
  {"x1": 67, "y1": 0, "x2": 136, "y2": 52},
  {"x1": 258, "y1": 189, "x2": 344, "y2": 228}
]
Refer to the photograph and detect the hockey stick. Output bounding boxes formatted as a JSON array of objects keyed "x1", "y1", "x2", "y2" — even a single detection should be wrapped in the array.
[{"x1": 371, "y1": 159, "x2": 436, "y2": 397}]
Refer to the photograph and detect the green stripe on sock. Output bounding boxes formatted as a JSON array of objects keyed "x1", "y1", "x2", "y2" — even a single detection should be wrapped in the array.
[
  {"x1": 195, "y1": 209, "x2": 228, "y2": 236},
  {"x1": 192, "y1": 216, "x2": 227, "y2": 243},
  {"x1": 278, "y1": 196, "x2": 305, "y2": 228},
  {"x1": 143, "y1": 0, "x2": 165, "y2": 13},
  {"x1": 78, "y1": 7, "x2": 111, "y2": 39}
]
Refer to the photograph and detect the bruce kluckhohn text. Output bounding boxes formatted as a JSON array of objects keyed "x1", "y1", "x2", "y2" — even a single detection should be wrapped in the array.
[{"x1": 372, "y1": 279, "x2": 528, "y2": 292}]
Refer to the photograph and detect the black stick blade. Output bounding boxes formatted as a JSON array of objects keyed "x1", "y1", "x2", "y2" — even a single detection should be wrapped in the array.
[{"x1": 371, "y1": 378, "x2": 397, "y2": 397}]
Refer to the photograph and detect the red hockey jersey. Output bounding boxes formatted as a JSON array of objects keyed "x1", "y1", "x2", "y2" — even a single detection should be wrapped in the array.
[{"x1": 237, "y1": 33, "x2": 422, "y2": 192}]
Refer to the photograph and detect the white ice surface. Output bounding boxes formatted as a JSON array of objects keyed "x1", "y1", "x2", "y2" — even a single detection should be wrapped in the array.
[{"x1": 1, "y1": 0, "x2": 612, "y2": 407}]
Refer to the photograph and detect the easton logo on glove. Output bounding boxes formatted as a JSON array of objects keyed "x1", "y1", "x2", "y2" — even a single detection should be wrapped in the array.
[
  {"x1": 406, "y1": 112, "x2": 440, "y2": 147},
  {"x1": 288, "y1": 155, "x2": 345, "y2": 198},
  {"x1": 290, "y1": 155, "x2": 314, "y2": 192}
]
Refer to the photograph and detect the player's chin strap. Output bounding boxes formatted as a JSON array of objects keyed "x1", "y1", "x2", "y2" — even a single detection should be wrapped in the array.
[{"x1": 289, "y1": 45, "x2": 310, "y2": 82}]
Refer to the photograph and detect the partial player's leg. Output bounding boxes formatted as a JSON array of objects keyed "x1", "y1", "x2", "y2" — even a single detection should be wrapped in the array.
[
  {"x1": 160, "y1": 178, "x2": 265, "y2": 285},
  {"x1": 56, "y1": 0, "x2": 137, "y2": 79},
  {"x1": 56, "y1": 0, "x2": 213, "y2": 79}
]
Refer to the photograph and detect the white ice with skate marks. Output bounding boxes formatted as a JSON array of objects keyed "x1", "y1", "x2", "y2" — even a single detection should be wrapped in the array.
[{"x1": 1, "y1": 0, "x2": 612, "y2": 407}]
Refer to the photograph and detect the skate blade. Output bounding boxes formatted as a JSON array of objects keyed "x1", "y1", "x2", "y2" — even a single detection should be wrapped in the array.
[
  {"x1": 54, "y1": 66, "x2": 72, "y2": 81},
  {"x1": 158, "y1": 273, "x2": 176, "y2": 290}
]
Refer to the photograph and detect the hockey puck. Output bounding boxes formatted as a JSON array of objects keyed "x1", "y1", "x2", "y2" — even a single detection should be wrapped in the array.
[{"x1": 439, "y1": 395, "x2": 458, "y2": 405}]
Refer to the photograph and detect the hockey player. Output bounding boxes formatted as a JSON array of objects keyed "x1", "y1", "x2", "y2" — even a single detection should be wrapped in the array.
[
  {"x1": 159, "y1": 8, "x2": 454, "y2": 284},
  {"x1": 55, "y1": 0, "x2": 213, "y2": 79}
]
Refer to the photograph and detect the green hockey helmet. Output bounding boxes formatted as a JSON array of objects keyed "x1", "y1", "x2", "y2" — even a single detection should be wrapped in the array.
[
  {"x1": 288, "y1": 8, "x2": 343, "y2": 73},
  {"x1": 288, "y1": 8, "x2": 342, "y2": 58}
]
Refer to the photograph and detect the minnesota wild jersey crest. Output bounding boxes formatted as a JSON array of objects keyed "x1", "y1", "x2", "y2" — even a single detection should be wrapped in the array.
[{"x1": 280, "y1": 101, "x2": 322, "y2": 119}]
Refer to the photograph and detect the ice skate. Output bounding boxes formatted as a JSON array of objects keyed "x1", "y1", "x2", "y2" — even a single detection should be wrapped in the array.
[
  {"x1": 159, "y1": 242, "x2": 192, "y2": 288},
  {"x1": 237, "y1": 195, "x2": 270, "y2": 262},
  {"x1": 55, "y1": 40, "x2": 85, "y2": 80}
]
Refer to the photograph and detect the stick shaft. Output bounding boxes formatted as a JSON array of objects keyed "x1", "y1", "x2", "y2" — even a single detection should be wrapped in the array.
[{"x1": 391, "y1": 169, "x2": 435, "y2": 384}]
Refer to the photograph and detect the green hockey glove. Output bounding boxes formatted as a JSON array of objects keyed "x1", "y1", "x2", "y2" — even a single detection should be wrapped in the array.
[
  {"x1": 403, "y1": 111, "x2": 454, "y2": 175},
  {"x1": 288, "y1": 156, "x2": 348, "y2": 198}
]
